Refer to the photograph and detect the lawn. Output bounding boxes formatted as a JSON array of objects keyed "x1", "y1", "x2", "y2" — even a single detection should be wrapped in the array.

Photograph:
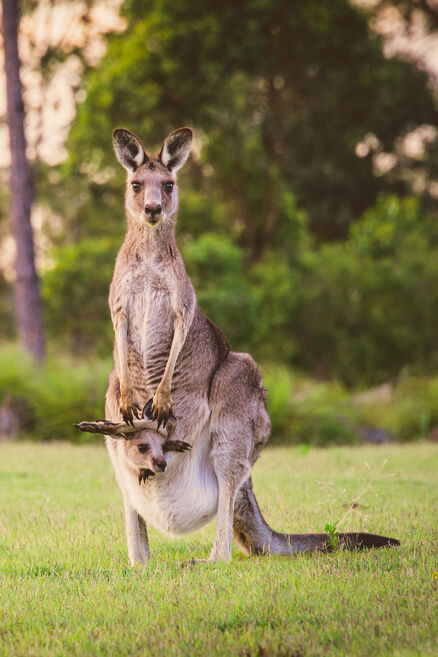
[{"x1": 0, "y1": 441, "x2": 436, "y2": 657}]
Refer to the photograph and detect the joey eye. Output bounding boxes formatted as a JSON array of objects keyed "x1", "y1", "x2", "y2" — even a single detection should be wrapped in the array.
[
  {"x1": 138, "y1": 444, "x2": 149, "y2": 453},
  {"x1": 132, "y1": 182, "x2": 142, "y2": 192},
  {"x1": 164, "y1": 182, "x2": 174, "y2": 193}
]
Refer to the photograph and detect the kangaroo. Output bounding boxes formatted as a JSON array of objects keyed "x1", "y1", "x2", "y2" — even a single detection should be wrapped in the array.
[{"x1": 76, "y1": 127, "x2": 399, "y2": 564}]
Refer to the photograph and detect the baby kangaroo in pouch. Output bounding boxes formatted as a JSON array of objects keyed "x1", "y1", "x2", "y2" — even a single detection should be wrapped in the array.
[
  {"x1": 122, "y1": 422, "x2": 191, "y2": 485},
  {"x1": 76, "y1": 126, "x2": 399, "y2": 565}
]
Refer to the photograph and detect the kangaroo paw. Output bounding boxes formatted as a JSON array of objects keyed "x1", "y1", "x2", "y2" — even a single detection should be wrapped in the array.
[{"x1": 150, "y1": 388, "x2": 173, "y2": 429}]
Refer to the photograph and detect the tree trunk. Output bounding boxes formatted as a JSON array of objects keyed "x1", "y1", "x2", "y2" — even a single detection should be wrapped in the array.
[
  {"x1": 248, "y1": 78, "x2": 284, "y2": 263},
  {"x1": 2, "y1": 0, "x2": 45, "y2": 360}
]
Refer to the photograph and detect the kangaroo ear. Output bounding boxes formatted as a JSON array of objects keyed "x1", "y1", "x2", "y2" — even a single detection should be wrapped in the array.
[
  {"x1": 159, "y1": 127, "x2": 192, "y2": 171},
  {"x1": 112, "y1": 128, "x2": 148, "y2": 171}
]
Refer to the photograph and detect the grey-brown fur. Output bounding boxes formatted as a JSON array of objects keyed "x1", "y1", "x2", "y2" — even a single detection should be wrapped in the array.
[{"x1": 97, "y1": 127, "x2": 399, "y2": 565}]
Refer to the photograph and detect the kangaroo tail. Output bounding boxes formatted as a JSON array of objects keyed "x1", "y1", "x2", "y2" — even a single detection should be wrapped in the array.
[{"x1": 233, "y1": 478, "x2": 400, "y2": 555}]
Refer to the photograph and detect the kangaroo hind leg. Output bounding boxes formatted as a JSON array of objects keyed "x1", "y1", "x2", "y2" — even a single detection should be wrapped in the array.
[
  {"x1": 206, "y1": 352, "x2": 268, "y2": 562},
  {"x1": 208, "y1": 427, "x2": 252, "y2": 562}
]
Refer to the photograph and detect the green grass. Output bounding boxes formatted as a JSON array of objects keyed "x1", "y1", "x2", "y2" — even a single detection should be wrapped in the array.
[{"x1": 0, "y1": 442, "x2": 437, "y2": 657}]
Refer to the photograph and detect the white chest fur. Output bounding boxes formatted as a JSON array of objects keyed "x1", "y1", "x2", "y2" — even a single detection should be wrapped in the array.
[{"x1": 122, "y1": 445, "x2": 219, "y2": 536}]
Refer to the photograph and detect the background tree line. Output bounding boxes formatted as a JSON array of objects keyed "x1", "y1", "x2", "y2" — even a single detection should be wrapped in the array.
[{"x1": 2, "y1": 0, "x2": 438, "y2": 393}]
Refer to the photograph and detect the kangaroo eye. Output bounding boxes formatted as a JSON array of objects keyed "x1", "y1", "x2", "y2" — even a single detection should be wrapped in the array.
[
  {"x1": 138, "y1": 444, "x2": 149, "y2": 453},
  {"x1": 164, "y1": 182, "x2": 174, "y2": 192},
  {"x1": 132, "y1": 182, "x2": 142, "y2": 192}
]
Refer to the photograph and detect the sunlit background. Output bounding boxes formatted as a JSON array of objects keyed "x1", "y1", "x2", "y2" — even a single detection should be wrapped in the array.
[{"x1": 1, "y1": 0, "x2": 438, "y2": 445}]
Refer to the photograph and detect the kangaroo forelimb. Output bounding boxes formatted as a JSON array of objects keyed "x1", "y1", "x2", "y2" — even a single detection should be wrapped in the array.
[
  {"x1": 150, "y1": 301, "x2": 195, "y2": 428},
  {"x1": 113, "y1": 313, "x2": 141, "y2": 426}
]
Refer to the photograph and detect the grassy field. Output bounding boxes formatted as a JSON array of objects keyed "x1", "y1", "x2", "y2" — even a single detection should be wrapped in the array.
[{"x1": 0, "y1": 441, "x2": 436, "y2": 657}]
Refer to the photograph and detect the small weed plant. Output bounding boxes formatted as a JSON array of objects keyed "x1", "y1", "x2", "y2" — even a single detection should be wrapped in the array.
[{"x1": 324, "y1": 459, "x2": 393, "y2": 551}]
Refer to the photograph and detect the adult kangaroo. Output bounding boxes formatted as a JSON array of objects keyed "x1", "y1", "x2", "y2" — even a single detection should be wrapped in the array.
[{"x1": 77, "y1": 127, "x2": 399, "y2": 565}]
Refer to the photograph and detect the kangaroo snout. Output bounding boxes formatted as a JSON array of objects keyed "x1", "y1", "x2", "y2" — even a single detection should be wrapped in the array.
[
  {"x1": 152, "y1": 457, "x2": 167, "y2": 473},
  {"x1": 144, "y1": 203, "x2": 162, "y2": 222}
]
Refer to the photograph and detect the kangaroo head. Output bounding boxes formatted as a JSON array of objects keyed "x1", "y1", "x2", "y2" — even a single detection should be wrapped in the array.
[
  {"x1": 125, "y1": 430, "x2": 168, "y2": 477},
  {"x1": 124, "y1": 426, "x2": 191, "y2": 482},
  {"x1": 112, "y1": 127, "x2": 192, "y2": 228}
]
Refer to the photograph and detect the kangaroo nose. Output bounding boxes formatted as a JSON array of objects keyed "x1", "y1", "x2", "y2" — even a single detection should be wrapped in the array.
[
  {"x1": 152, "y1": 458, "x2": 167, "y2": 472},
  {"x1": 144, "y1": 204, "x2": 162, "y2": 220}
]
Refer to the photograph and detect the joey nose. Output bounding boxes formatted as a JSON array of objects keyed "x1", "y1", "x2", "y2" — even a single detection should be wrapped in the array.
[
  {"x1": 144, "y1": 203, "x2": 162, "y2": 220},
  {"x1": 152, "y1": 458, "x2": 167, "y2": 472}
]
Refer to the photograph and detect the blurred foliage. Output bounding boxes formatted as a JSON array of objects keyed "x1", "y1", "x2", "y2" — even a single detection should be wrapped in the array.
[
  {"x1": 263, "y1": 365, "x2": 438, "y2": 445},
  {"x1": 2, "y1": 341, "x2": 436, "y2": 444},
  {"x1": 349, "y1": 375, "x2": 438, "y2": 442},
  {"x1": 3, "y1": 0, "x2": 438, "y2": 443},
  {"x1": 182, "y1": 233, "x2": 259, "y2": 350},
  {"x1": 40, "y1": 194, "x2": 438, "y2": 386},
  {"x1": 41, "y1": 238, "x2": 117, "y2": 355},
  {"x1": 32, "y1": 0, "x2": 438, "y2": 388},
  {"x1": 292, "y1": 196, "x2": 438, "y2": 384},
  {"x1": 190, "y1": 195, "x2": 438, "y2": 385},
  {"x1": 0, "y1": 344, "x2": 112, "y2": 442},
  {"x1": 55, "y1": 0, "x2": 437, "y2": 252}
]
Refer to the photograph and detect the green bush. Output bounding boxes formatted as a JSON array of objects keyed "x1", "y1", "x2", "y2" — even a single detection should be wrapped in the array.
[
  {"x1": 29, "y1": 356, "x2": 112, "y2": 442},
  {"x1": 262, "y1": 366, "x2": 359, "y2": 446},
  {"x1": 41, "y1": 238, "x2": 117, "y2": 356},
  {"x1": 181, "y1": 195, "x2": 438, "y2": 386},
  {"x1": 261, "y1": 364, "x2": 295, "y2": 439},
  {"x1": 0, "y1": 344, "x2": 34, "y2": 402},
  {"x1": 249, "y1": 255, "x2": 299, "y2": 363},
  {"x1": 35, "y1": 195, "x2": 438, "y2": 389},
  {"x1": 281, "y1": 371, "x2": 438, "y2": 444},
  {"x1": 0, "y1": 344, "x2": 112, "y2": 443},
  {"x1": 281, "y1": 376, "x2": 358, "y2": 446},
  {"x1": 2, "y1": 343, "x2": 437, "y2": 444},
  {"x1": 291, "y1": 196, "x2": 438, "y2": 385},
  {"x1": 349, "y1": 375, "x2": 438, "y2": 441},
  {"x1": 182, "y1": 233, "x2": 259, "y2": 351},
  {"x1": 290, "y1": 410, "x2": 358, "y2": 446}
]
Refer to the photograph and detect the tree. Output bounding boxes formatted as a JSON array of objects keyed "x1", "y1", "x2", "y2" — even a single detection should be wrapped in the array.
[
  {"x1": 63, "y1": 0, "x2": 437, "y2": 260},
  {"x1": 2, "y1": 0, "x2": 45, "y2": 360}
]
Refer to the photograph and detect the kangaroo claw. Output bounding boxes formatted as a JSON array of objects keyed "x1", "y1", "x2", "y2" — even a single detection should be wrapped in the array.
[
  {"x1": 121, "y1": 406, "x2": 138, "y2": 427},
  {"x1": 143, "y1": 399, "x2": 154, "y2": 419},
  {"x1": 143, "y1": 398, "x2": 173, "y2": 429}
]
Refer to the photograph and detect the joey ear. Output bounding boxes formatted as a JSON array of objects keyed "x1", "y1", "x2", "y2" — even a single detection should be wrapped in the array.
[
  {"x1": 159, "y1": 127, "x2": 192, "y2": 171},
  {"x1": 112, "y1": 128, "x2": 148, "y2": 171}
]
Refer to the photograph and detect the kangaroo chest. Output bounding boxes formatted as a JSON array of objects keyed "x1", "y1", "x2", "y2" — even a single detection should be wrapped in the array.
[{"x1": 118, "y1": 262, "x2": 175, "y2": 387}]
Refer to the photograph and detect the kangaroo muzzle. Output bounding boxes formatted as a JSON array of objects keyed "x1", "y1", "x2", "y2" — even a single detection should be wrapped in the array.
[
  {"x1": 151, "y1": 457, "x2": 167, "y2": 473},
  {"x1": 144, "y1": 203, "x2": 162, "y2": 224}
]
